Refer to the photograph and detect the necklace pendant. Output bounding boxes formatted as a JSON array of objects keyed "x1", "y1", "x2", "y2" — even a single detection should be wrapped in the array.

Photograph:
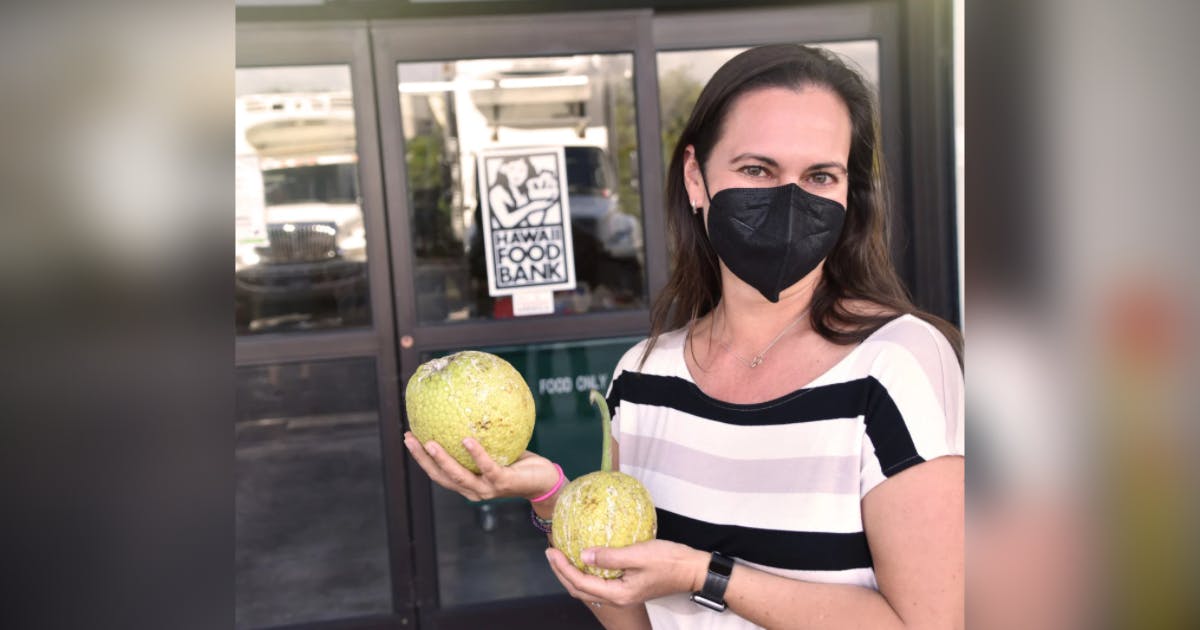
[{"x1": 749, "y1": 355, "x2": 763, "y2": 368}]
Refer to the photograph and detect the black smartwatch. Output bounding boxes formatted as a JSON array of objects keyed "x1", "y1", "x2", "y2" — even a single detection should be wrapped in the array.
[{"x1": 690, "y1": 551, "x2": 734, "y2": 612}]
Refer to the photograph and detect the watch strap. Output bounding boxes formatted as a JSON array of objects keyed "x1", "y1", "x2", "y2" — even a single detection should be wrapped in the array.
[{"x1": 691, "y1": 552, "x2": 734, "y2": 612}]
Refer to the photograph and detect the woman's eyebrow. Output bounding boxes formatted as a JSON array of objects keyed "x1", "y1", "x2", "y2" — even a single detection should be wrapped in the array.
[
  {"x1": 807, "y1": 161, "x2": 848, "y2": 173},
  {"x1": 730, "y1": 153, "x2": 780, "y2": 167},
  {"x1": 730, "y1": 154, "x2": 848, "y2": 174}
]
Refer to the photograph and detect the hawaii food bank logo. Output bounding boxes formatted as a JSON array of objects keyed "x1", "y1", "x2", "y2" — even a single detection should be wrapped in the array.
[{"x1": 478, "y1": 146, "x2": 576, "y2": 296}]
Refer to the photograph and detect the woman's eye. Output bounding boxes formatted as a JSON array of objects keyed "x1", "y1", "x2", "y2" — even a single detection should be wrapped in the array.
[
  {"x1": 808, "y1": 172, "x2": 837, "y2": 185},
  {"x1": 740, "y1": 165, "x2": 769, "y2": 178}
]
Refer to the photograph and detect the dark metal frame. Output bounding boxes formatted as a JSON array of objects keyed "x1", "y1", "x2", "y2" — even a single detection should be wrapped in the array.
[
  {"x1": 370, "y1": 10, "x2": 656, "y2": 629},
  {"x1": 370, "y1": 9, "x2": 666, "y2": 355},
  {"x1": 901, "y1": 0, "x2": 960, "y2": 326},
  {"x1": 236, "y1": 21, "x2": 418, "y2": 629}
]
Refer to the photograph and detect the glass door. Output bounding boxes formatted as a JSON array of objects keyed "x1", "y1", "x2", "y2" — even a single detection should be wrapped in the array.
[
  {"x1": 371, "y1": 10, "x2": 662, "y2": 629},
  {"x1": 235, "y1": 23, "x2": 415, "y2": 630}
]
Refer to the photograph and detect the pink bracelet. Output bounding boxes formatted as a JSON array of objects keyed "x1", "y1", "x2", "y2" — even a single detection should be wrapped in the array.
[{"x1": 530, "y1": 463, "x2": 565, "y2": 503}]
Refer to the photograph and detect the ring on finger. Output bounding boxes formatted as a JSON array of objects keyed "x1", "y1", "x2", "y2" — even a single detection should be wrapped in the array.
[{"x1": 590, "y1": 602, "x2": 602, "y2": 608}]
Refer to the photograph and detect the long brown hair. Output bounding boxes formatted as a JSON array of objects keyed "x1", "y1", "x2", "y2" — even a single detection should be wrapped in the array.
[{"x1": 644, "y1": 44, "x2": 963, "y2": 366}]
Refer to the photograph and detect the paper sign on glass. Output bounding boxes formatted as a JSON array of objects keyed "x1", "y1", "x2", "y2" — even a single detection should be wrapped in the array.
[
  {"x1": 511, "y1": 290, "x2": 555, "y2": 317},
  {"x1": 478, "y1": 146, "x2": 576, "y2": 297}
]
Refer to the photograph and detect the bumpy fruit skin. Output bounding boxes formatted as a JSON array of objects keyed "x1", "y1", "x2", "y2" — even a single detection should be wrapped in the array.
[
  {"x1": 552, "y1": 471, "x2": 657, "y2": 578},
  {"x1": 405, "y1": 351, "x2": 535, "y2": 474}
]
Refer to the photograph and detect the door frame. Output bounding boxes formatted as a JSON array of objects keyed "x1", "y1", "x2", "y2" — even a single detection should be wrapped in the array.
[
  {"x1": 370, "y1": 10, "x2": 659, "y2": 628},
  {"x1": 236, "y1": 21, "x2": 417, "y2": 629}
]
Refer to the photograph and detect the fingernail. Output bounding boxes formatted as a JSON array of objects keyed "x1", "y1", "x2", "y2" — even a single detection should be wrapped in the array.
[
  {"x1": 462, "y1": 438, "x2": 472, "y2": 449},
  {"x1": 581, "y1": 549, "x2": 595, "y2": 564},
  {"x1": 425, "y1": 442, "x2": 437, "y2": 455},
  {"x1": 544, "y1": 549, "x2": 553, "y2": 561}
]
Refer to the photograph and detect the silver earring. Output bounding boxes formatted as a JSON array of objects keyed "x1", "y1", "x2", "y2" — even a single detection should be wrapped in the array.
[{"x1": 690, "y1": 201, "x2": 699, "y2": 215}]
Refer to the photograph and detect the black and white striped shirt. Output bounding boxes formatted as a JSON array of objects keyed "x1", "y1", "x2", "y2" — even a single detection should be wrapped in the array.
[{"x1": 606, "y1": 314, "x2": 964, "y2": 629}]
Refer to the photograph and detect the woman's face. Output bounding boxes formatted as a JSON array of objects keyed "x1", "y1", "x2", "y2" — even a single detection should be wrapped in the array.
[
  {"x1": 499, "y1": 158, "x2": 530, "y2": 185},
  {"x1": 684, "y1": 85, "x2": 852, "y2": 216}
]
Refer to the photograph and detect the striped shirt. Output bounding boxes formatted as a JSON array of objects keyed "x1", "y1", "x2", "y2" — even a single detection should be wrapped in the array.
[{"x1": 606, "y1": 314, "x2": 964, "y2": 629}]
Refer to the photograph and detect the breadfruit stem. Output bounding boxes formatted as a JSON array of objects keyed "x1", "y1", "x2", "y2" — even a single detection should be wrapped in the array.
[{"x1": 589, "y1": 389, "x2": 613, "y2": 473}]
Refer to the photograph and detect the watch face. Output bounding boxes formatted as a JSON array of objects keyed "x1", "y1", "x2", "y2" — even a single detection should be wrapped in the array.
[{"x1": 691, "y1": 592, "x2": 727, "y2": 612}]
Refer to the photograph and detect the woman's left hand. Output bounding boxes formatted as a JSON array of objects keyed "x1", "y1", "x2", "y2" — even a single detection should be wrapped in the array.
[{"x1": 544, "y1": 540, "x2": 708, "y2": 608}]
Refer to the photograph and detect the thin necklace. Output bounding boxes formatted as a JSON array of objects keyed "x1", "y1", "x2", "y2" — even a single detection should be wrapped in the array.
[{"x1": 716, "y1": 304, "x2": 811, "y2": 368}]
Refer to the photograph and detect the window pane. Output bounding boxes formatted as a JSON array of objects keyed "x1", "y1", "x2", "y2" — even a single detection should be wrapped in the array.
[
  {"x1": 236, "y1": 65, "x2": 371, "y2": 335},
  {"x1": 398, "y1": 55, "x2": 647, "y2": 324},
  {"x1": 423, "y1": 337, "x2": 643, "y2": 607},
  {"x1": 657, "y1": 41, "x2": 880, "y2": 169},
  {"x1": 236, "y1": 358, "x2": 391, "y2": 628}
]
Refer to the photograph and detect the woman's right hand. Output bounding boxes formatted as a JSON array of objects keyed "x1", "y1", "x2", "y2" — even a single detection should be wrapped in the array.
[{"x1": 403, "y1": 431, "x2": 560, "y2": 502}]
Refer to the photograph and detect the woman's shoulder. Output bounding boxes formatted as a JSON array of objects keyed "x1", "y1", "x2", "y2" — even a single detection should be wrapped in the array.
[
  {"x1": 839, "y1": 300, "x2": 956, "y2": 355},
  {"x1": 852, "y1": 313, "x2": 961, "y2": 401},
  {"x1": 612, "y1": 327, "x2": 689, "y2": 378},
  {"x1": 866, "y1": 313, "x2": 955, "y2": 355}
]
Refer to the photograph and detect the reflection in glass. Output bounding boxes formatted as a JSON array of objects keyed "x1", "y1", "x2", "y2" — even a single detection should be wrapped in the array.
[
  {"x1": 235, "y1": 65, "x2": 371, "y2": 335},
  {"x1": 236, "y1": 358, "x2": 391, "y2": 629},
  {"x1": 657, "y1": 41, "x2": 880, "y2": 168},
  {"x1": 398, "y1": 55, "x2": 647, "y2": 324}
]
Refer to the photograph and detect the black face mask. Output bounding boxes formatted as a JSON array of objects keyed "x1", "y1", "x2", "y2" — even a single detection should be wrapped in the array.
[{"x1": 704, "y1": 182, "x2": 846, "y2": 303}]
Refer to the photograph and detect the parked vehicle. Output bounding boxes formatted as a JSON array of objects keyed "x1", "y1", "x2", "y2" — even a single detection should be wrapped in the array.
[{"x1": 235, "y1": 162, "x2": 370, "y2": 333}]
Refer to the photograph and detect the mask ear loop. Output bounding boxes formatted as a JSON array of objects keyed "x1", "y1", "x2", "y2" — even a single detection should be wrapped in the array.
[
  {"x1": 690, "y1": 154, "x2": 722, "y2": 372},
  {"x1": 688, "y1": 150, "x2": 713, "y2": 216},
  {"x1": 697, "y1": 156, "x2": 714, "y2": 209}
]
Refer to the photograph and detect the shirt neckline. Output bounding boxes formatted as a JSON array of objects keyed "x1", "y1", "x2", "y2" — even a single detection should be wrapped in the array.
[{"x1": 673, "y1": 313, "x2": 911, "y2": 409}]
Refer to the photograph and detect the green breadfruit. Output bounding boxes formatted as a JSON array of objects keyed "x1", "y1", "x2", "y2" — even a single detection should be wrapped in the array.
[
  {"x1": 405, "y1": 350, "x2": 535, "y2": 474},
  {"x1": 552, "y1": 390, "x2": 657, "y2": 578}
]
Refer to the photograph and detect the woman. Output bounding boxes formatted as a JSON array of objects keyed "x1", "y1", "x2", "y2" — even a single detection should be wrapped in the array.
[{"x1": 405, "y1": 44, "x2": 964, "y2": 629}]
